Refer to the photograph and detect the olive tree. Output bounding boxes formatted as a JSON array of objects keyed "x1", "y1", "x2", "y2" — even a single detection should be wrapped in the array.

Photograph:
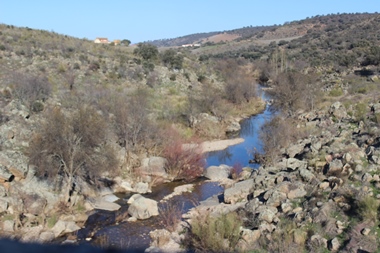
[{"x1": 29, "y1": 105, "x2": 118, "y2": 204}]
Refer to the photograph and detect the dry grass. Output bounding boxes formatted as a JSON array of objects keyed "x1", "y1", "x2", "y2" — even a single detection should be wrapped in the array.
[{"x1": 158, "y1": 201, "x2": 183, "y2": 232}]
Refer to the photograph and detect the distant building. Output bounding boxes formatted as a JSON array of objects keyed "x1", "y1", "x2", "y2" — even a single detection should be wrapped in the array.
[
  {"x1": 94, "y1": 37, "x2": 109, "y2": 44},
  {"x1": 113, "y1": 39, "x2": 121, "y2": 45},
  {"x1": 181, "y1": 43, "x2": 201, "y2": 48}
]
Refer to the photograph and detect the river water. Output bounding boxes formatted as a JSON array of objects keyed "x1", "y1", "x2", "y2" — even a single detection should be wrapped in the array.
[{"x1": 77, "y1": 89, "x2": 274, "y2": 250}]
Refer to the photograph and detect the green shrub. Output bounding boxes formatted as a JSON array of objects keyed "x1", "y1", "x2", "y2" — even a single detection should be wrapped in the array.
[
  {"x1": 354, "y1": 103, "x2": 367, "y2": 121},
  {"x1": 197, "y1": 74, "x2": 206, "y2": 83},
  {"x1": 47, "y1": 214, "x2": 58, "y2": 228},
  {"x1": 329, "y1": 88, "x2": 343, "y2": 97},
  {"x1": 184, "y1": 212, "x2": 242, "y2": 252},
  {"x1": 31, "y1": 100, "x2": 44, "y2": 113},
  {"x1": 169, "y1": 74, "x2": 176, "y2": 81},
  {"x1": 184, "y1": 72, "x2": 191, "y2": 81},
  {"x1": 357, "y1": 196, "x2": 379, "y2": 221}
]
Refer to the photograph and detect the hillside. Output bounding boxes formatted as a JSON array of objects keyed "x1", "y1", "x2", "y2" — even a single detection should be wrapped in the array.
[
  {"x1": 0, "y1": 22, "x2": 265, "y2": 247},
  {"x1": 1, "y1": 12, "x2": 380, "y2": 252}
]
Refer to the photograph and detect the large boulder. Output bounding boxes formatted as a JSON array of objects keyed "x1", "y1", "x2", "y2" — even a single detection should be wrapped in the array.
[
  {"x1": 286, "y1": 143, "x2": 305, "y2": 158},
  {"x1": 51, "y1": 220, "x2": 80, "y2": 237},
  {"x1": 0, "y1": 166, "x2": 13, "y2": 182},
  {"x1": 299, "y1": 168, "x2": 315, "y2": 182},
  {"x1": 328, "y1": 102, "x2": 348, "y2": 121},
  {"x1": 226, "y1": 120, "x2": 241, "y2": 134},
  {"x1": 258, "y1": 208, "x2": 277, "y2": 223},
  {"x1": 140, "y1": 156, "x2": 168, "y2": 180},
  {"x1": 0, "y1": 198, "x2": 8, "y2": 212},
  {"x1": 265, "y1": 190, "x2": 287, "y2": 207},
  {"x1": 19, "y1": 226, "x2": 44, "y2": 242},
  {"x1": 204, "y1": 165, "x2": 231, "y2": 181},
  {"x1": 87, "y1": 197, "x2": 121, "y2": 211},
  {"x1": 224, "y1": 179, "x2": 255, "y2": 204},
  {"x1": 327, "y1": 159, "x2": 343, "y2": 175},
  {"x1": 24, "y1": 194, "x2": 47, "y2": 216},
  {"x1": 128, "y1": 194, "x2": 159, "y2": 220},
  {"x1": 134, "y1": 182, "x2": 150, "y2": 194},
  {"x1": 282, "y1": 158, "x2": 308, "y2": 171}
]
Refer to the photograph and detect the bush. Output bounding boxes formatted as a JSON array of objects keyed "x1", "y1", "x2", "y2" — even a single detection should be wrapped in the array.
[
  {"x1": 258, "y1": 217, "x2": 306, "y2": 253},
  {"x1": 159, "y1": 201, "x2": 183, "y2": 232},
  {"x1": 9, "y1": 72, "x2": 51, "y2": 111},
  {"x1": 329, "y1": 88, "x2": 343, "y2": 97},
  {"x1": 357, "y1": 196, "x2": 379, "y2": 221},
  {"x1": 260, "y1": 116, "x2": 301, "y2": 164},
  {"x1": 133, "y1": 43, "x2": 158, "y2": 61},
  {"x1": 354, "y1": 103, "x2": 368, "y2": 122},
  {"x1": 169, "y1": 74, "x2": 176, "y2": 81},
  {"x1": 162, "y1": 127, "x2": 204, "y2": 181},
  {"x1": 31, "y1": 100, "x2": 44, "y2": 113},
  {"x1": 197, "y1": 74, "x2": 207, "y2": 83},
  {"x1": 29, "y1": 105, "x2": 118, "y2": 203},
  {"x1": 161, "y1": 49, "x2": 184, "y2": 70},
  {"x1": 184, "y1": 211, "x2": 242, "y2": 252}
]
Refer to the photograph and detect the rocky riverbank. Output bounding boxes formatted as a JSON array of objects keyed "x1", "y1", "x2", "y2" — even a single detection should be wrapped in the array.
[
  {"x1": 147, "y1": 100, "x2": 380, "y2": 252},
  {"x1": 0, "y1": 96, "x2": 262, "y2": 246}
]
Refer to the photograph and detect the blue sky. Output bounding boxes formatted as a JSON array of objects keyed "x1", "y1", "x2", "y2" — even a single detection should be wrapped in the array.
[{"x1": 1, "y1": 1, "x2": 379, "y2": 43}]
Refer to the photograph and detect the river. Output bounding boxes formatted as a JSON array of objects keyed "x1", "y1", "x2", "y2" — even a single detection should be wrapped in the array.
[{"x1": 76, "y1": 89, "x2": 274, "y2": 250}]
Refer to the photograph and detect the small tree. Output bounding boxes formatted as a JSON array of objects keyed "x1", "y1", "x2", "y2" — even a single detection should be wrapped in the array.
[
  {"x1": 269, "y1": 70, "x2": 307, "y2": 116},
  {"x1": 121, "y1": 39, "x2": 131, "y2": 46},
  {"x1": 133, "y1": 43, "x2": 159, "y2": 61},
  {"x1": 111, "y1": 88, "x2": 155, "y2": 151},
  {"x1": 161, "y1": 49, "x2": 184, "y2": 70},
  {"x1": 259, "y1": 116, "x2": 300, "y2": 164},
  {"x1": 29, "y1": 105, "x2": 118, "y2": 204}
]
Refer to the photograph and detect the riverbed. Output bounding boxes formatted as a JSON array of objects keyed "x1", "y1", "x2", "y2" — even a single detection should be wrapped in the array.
[{"x1": 77, "y1": 90, "x2": 274, "y2": 250}]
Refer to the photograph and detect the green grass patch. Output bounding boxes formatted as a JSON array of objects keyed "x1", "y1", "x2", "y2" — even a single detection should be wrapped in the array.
[{"x1": 329, "y1": 88, "x2": 343, "y2": 97}]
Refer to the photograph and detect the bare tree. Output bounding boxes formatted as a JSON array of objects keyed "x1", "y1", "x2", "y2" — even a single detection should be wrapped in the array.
[
  {"x1": 259, "y1": 116, "x2": 300, "y2": 164},
  {"x1": 111, "y1": 88, "x2": 155, "y2": 151},
  {"x1": 29, "y1": 105, "x2": 118, "y2": 204},
  {"x1": 214, "y1": 58, "x2": 257, "y2": 104},
  {"x1": 269, "y1": 71, "x2": 307, "y2": 116},
  {"x1": 8, "y1": 71, "x2": 51, "y2": 111}
]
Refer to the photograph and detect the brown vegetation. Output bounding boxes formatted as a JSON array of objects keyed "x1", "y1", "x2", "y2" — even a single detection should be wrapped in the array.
[
  {"x1": 162, "y1": 127, "x2": 205, "y2": 181},
  {"x1": 28, "y1": 105, "x2": 118, "y2": 203}
]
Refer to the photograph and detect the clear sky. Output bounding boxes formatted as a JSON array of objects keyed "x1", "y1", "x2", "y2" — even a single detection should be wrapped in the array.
[{"x1": 1, "y1": 0, "x2": 379, "y2": 43}]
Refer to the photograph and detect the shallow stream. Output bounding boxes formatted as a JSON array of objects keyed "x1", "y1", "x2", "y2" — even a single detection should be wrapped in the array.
[{"x1": 77, "y1": 89, "x2": 274, "y2": 250}]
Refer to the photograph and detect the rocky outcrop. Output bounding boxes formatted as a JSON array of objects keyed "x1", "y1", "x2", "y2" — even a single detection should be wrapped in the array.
[
  {"x1": 163, "y1": 99, "x2": 380, "y2": 253},
  {"x1": 224, "y1": 179, "x2": 255, "y2": 204},
  {"x1": 139, "y1": 156, "x2": 169, "y2": 183}
]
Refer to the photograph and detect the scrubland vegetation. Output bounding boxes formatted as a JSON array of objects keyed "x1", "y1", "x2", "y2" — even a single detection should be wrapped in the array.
[
  {"x1": 0, "y1": 23, "x2": 262, "y2": 204},
  {"x1": 1, "y1": 12, "x2": 380, "y2": 252},
  {"x1": 148, "y1": 12, "x2": 380, "y2": 253}
]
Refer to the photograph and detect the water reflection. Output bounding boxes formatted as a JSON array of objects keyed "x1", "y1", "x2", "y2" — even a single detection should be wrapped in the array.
[
  {"x1": 205, "y1": 104, "x2": 274, "y2": 168},
  {"x1": 79, "y1": 87, "x2": 273, "y2": 250}
]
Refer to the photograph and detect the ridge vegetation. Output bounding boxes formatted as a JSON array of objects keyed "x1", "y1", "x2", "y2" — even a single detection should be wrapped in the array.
[{"x1": 0, "y1": 12, "x2": 380, "y2": 252}]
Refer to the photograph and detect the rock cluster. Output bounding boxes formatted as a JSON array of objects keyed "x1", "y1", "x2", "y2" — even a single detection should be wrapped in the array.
[{"x1": 149, "y1": 101, "x2": 380, "y2": 252}]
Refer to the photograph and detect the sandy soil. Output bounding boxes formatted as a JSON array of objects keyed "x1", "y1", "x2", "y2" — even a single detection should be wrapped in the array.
[
  {"x1": 183, "y1": 138, "x2": 244, "y2": 153},
  {"x1": 201, "y1": 138, "x2": 244, "y2": 153}
]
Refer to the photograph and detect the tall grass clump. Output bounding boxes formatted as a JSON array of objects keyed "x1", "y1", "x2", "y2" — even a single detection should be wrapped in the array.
[{"x1": 184, "y1": 211, "x2": 242, "y2": 253}]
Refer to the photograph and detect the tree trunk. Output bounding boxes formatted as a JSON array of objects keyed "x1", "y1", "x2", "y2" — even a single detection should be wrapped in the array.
[{"x1": 64, "y1": 174, "x2": 73, "y2": 203}]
